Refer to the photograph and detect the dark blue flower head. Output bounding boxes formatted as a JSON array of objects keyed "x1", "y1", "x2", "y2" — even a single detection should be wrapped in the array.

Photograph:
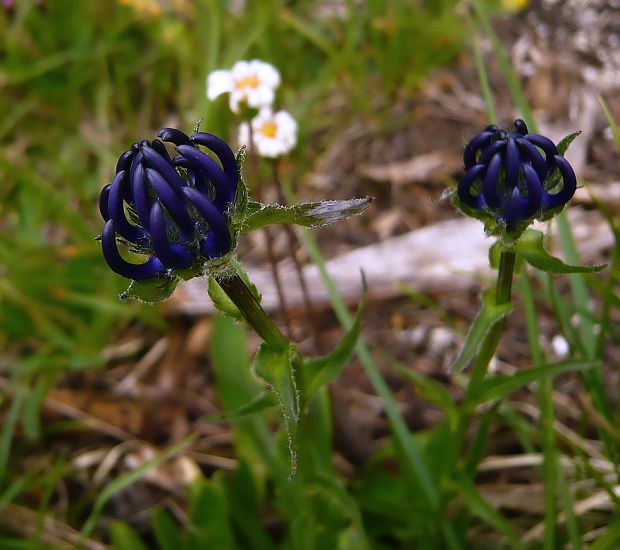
[
  {"x1": 99, "y1": 128, "x2": 239, "y2": 280},
  {"x1": 456, "y1": 119, "x2": 577, "y2": 236}
]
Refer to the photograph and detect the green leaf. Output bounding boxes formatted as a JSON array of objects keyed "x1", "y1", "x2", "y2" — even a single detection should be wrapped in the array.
[
  {"x1": 109, "y1": 521, "x2": 149, "y2": 550},
  {"x1": 205, "y1": 391, "x2": 276, "y2": 422},
  {"x1": 253, "y1": 343, "x2": 300, "y2": 476},
  {"x1": 473, "y1": 359, "x2": 599, "y2": 405},
  {"x1": 450, "y1": 474, "x2": 519, "y2": 548},
  {"x1": 208, "y1": 275, "x2": 241, "y2": 318},
  {"x1": 187, "y1": 476, "x2": 235, "y2": 549},
  {"x1": 590, "y1": 518, "x2": 620, "y2": 550},
  {"x1": 387, "y1": 356, "x2": 457, "y2": 416},
  {"x1": 450, "y1": 289, "x2": 513, "y2": 373},
  {"x1": 290, "y1": 478, "x2": 369, "y2": 550},
  {"x1": 510, "y1": 229, "x2": 606, "y2": 274},
  {"x1": 302, "y1": 279, "x2": 366, "y2": 402},
  {"x1": 556, "y1": 130, "x2": 581, "y2": 156},
  {"x1": 151, "y1": 507, "x2": 182, "y2": 550},
  {"x1": 225, "y1": 460, "x2": 276, "y2": 550},
  {"x1": 240, "y1": 197, "x2": 373, "y2": 233},
  {"x1": 210, "y1": 314, "x2": 280, "y2": 478},
  {"x1": 120, "y1": 277, "x2": 178, "y2": 303}
]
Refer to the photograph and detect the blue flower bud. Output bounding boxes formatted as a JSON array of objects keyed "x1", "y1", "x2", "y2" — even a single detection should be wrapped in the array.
[
  {"x1": 456, "y1": 119, "x2": 577, "y2": 236},
  {"x1": 99, "y1": 128, "x2": 239, "y2": 280}
]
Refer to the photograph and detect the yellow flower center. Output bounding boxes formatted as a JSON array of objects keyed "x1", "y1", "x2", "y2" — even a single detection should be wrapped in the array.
[
  {"x1": 260, "y1": 121, "x2": 278, "y2": 138},
  {"x1": 235, "y1": 75, "x2": 261, "y2": 90}
]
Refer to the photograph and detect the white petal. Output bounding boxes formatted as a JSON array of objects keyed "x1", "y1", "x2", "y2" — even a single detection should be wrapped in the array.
[
  {"x1": 275, "y1": 111, "x2": 297, "y2": 132},
  {"x1": 249, "y1": 86, "x2": 274, "y2": 108},
  {"x1": 252, "y1": 60, "x2": 280, "y2": 88},
  {"x1": 256, "y1": 106, "x2": 273, "y2": 119},
  {"x1": 231, "y1": 60, "x2": 251, "y2": 78},
  {"x1": 259, "y1": 140, "x2": 280, "y2": 158},
  {"x1": 206, "y1": 70, "x2": 233, "y2": 100},
  {"x1": 229, "y1": 90, "x2": 245, "y2": 113}
]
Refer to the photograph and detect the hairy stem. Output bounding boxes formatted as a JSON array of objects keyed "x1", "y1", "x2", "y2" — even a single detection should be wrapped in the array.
[
  {"x1": 466, "y1": 250, "x2": 516, "y2": 401},
  {"x1": 217, "y1": 272, "x2": 289, "y2": 350}
]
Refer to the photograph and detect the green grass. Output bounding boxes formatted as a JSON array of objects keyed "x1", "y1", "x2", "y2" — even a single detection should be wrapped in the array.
[{"x1": 1, "y1": 0, "x2": 620, "y2": 547}]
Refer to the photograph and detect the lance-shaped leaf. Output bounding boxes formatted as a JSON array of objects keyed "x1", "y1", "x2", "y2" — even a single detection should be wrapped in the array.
[
  {"x1": 472, "y1": 359, "x2": 599, "y2": 405},
  {"x1": 204, "y1": 391, "x2": 276, "y2": 423},
  {"x1": 253, "y1": 342, "x2": 300, "y2": 477},
  {"x1": 302, "y1": 278, "x2": 366, "y2": 404},
  {"x1": 449, "y1": 474, "x2": 519, "y2": 548},
  {"x1": 240, "y1": 197, "x2": 373, "y2": 234},
  {"x1": 450, "y1": 288, "x2": 513, "y2": 373},
  {"x1": 556, "y1": 131, "x2": 581, "y2": 156},
  {"x1": 509, "y1": 229, "x2": 606, "y2": 274}
]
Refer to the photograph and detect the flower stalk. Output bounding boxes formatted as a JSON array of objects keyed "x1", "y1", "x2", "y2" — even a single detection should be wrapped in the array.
[
  {"x1": 217, "y1": 272, "x2": 289, "y2": 351},
  {"x1": 466, "y1": 249, "x2": 516, "y2": 399}
]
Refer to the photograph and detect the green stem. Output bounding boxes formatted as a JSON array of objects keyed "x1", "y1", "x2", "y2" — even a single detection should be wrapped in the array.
[
  {"x1": 217, "y1": 273, "x2": 289, "y2": 350},
  {"x1": 466, "y1": 250, "x2": 516, "y2": 400},
  {"x1": 458, "y1": 250, "x2": 517, "y2": 477}
]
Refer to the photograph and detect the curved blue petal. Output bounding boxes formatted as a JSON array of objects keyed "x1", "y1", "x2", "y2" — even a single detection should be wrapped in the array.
[
  {"x1": 478, "y1": 140, "x2": 506, "y2": 166},
  {"x1": 116, "y1": 149, "x2": 134, "y2": 174},
  {"x1": 141, "y1": 145, "x2": 187, "y2": 195},
  {"x1": 172, "y1": 154, "x2": 189, "y2": 167},
  {"x1": 107, "y1": 170, "x2": 146, "y2": 243},
  {"x1": 130, "y1": 160, "x2": 151, "y2": 230},
  {"x1": 515, "y1": 138, "x2": 547, "y2": 181},
  {"x1": 463, "y1": 130, "x2": 495, "y2": 168},
  {"x1": 188, "y1": 167, "x2": 210, "y2": 195},
  {"x1": 504, "y1": 138, "x2": 519, "y2": 191},
  {"x1": 150, "y1": 139, "x2": 172, "y2": 163},
  {"x1": 149, "y1": 202, "x2": 193, "y2": 269},
  {"x1": 176, "y1": 144, "x2": 235, "y2": 212},
  {"x1": 101, "y1": 220, "x2": 164, "y2": 280},
  {"x1": 457, "y1": 164, "x2": 485, "y2": 209},
  {"x1": 145, "y1": 168, "x2": 195, "y2": 237},
  {"x1": 99, "y1": 184, "x2": 111, "y2": 221},
  {"x1": 524, "y1": 133, "x2": 558, "y2": 167},
  {"x1": 501, "y1": 187, "x2": 523, "y2": 230},
  {"x1": 190, "y1": 132, "x2": 239, "y2": 195},
  {"x1": 521, "y1": 163, "x2": 543, "y2": 218},
  {"x1": 482, "y1": 153, "x2": 503, "y2": 209},
  {"x1": 542, "y1": 155, "x2": 577, "y2": 210},
  {"x1": 170, "y1": 156, "x2": 211, "y2": 195},
  {"x1": 513, "y1": 119, "x2": 528, "y2": 135},
  {"x1": 182, "y1": 187, "x2": 231, "y2": 256},
  {"x1": 157, "y1": 127, "x2": 192, "y2": 147}
]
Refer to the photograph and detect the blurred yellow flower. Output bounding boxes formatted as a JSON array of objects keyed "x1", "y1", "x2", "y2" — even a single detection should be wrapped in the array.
[
  {"x1": 501, "y1": 0, "x2": 528, "y2": 12},
  {"x1": 117, "y1": 0, "x2": 190, "y2": 17}
]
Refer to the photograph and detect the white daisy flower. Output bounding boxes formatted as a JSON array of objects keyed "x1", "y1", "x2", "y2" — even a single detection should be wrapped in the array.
[
  {"x1": 239, "y1": 109, "x2": 298, "y2": 158},
  {"x1": 207, "y1": 60, "x2": 281, "y2": 114}
]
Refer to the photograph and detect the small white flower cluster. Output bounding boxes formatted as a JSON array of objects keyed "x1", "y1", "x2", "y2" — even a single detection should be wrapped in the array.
[{"x1": 206, "y1": 59, "x2": 297, "y2": 158}]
